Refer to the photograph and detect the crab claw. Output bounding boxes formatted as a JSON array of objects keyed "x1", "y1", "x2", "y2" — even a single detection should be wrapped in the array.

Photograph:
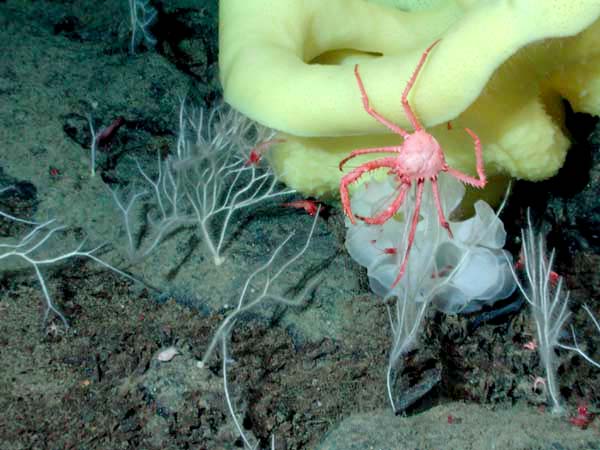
[{"x1": 340, "y1": 182, "x2": 357, "y2": 224}]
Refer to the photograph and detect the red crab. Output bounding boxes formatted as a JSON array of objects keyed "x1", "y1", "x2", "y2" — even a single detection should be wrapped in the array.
[{"x1": 339, "y1": 40, "x2": 487, "y2": 289}]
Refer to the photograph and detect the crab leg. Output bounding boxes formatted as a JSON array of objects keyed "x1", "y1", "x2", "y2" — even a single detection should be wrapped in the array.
[
  {"x1": 340, "y1": 156, "x2": 398, "y2": 224},
  {"x1": 354, "y1": 65, "x2": 411, "y2": 138},
  {"x1": 390, "y1": 180, "x2": 425, "y2": 289},
  {"x1": 430, "y1": 177, "x2": 453, "y2": 238},
  {"x1": 338, "y1": 146, "x2": 401, "y2": 171},
  {"x1": 357, "y1": 182, "x2": 410, "y2": 225},
  {"x1": 401, "y1": 40, "x2": 441, "y2": 131},
  {"x1": 445, "y1": 128, "x2": 486, "y2": 188}
]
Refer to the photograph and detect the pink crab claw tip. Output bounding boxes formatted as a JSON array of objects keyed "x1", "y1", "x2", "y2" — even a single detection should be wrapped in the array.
[{"x1": 344, "y1": 211, "x2": 357, "y2": 224}]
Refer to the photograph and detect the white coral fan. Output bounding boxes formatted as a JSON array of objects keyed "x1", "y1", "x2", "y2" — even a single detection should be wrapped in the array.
[{"x1": 345, "y1": 173, "x2": 516, "y2": 313}]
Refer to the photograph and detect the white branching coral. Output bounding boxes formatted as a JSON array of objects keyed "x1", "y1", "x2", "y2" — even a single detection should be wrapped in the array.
[{"x1": 111, "y1": 100, "x2": 295, "y2": 265}]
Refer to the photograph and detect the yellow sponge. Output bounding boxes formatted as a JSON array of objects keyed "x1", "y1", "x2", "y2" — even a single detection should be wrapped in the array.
[{"x1": 220, "y1": 0, "x2": 600, "y2": 197}]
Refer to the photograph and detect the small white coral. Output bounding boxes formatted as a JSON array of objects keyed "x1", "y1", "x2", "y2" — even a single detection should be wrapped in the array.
[{"x1": 345, "y1": 173, "x2": 515, "y2": 313}]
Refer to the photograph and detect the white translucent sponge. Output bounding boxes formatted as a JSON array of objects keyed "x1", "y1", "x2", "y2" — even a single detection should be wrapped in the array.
[{"x1": 345, "y1": 174, "x2": 516, "y2": 313}]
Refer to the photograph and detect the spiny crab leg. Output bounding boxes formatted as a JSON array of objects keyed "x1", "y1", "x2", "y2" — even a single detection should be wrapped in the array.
[
  {"x1": 357, "y1": 183, "x2": 410, "y2": 225},
  {"x1": 338, "y1": 146, "x2": 401, "y2": 171},
  {"x1": 390, "y1": 181, "x2": 425, "y2": 289},
  {"x1": 340, "y1": 156, "x2": 398, "y2": 223},
  {"x1": 353, "y1": 39, "x2": 441, "y2": 136},
  {"x1": 430, "y1": 178, "x2": 453, "y2": 239},
  {"x1": 446, "y1": 128, "x2": 486, "y2": 188},
  {"x1": 400, "y1": 39, "x2": 441, "y2": 131},
  {"x1": 354, "y1": 65, "x2": 411, "y2": 138}
]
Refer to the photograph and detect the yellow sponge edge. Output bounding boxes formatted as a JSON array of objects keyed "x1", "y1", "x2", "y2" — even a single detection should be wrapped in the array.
[{"x1": 220, "y1": 0, "x2": 600, "y2": 197}]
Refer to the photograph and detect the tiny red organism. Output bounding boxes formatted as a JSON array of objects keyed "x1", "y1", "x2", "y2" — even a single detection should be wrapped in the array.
[
  {"x1": 281, "y1": 199, "x2": 321, "y2": 216},
  {"x1": 515, "y1": 250, "x2": 560, "y2": 285},
  {"x1": 447, "y1": 414, "x2": 462, "y2": 424},
  {"x1": 370, "y1": 240, "x2": 398, "y2": 255},
  {"x1": 245, "y1": 138, "x2": 285, "y2": 166},
  {"x1": 339, "y1": 40, "x2": 487, "y2": 289},
  {"x1": 569, "y1": 404, "x2": 595, "y2": 429},
  {"x1": 95, "y1": 116, "x2": 125, "y2": 149},
  {"x1": 430, "y1": 264, "x2": 454, "y2": 279}
]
